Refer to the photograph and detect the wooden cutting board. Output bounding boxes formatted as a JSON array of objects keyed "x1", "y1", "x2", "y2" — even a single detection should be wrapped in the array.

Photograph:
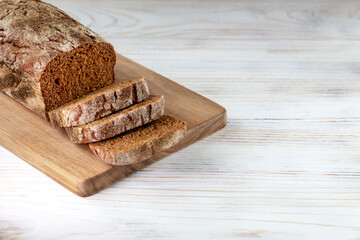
[{"x1": 0, "y1": 54, "x2": 227, "y2": 197}]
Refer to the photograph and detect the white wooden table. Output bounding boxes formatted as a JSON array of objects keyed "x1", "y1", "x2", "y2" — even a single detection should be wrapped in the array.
[{"x1": 2, "y1": 0, "x2": 360, "y2": 239}]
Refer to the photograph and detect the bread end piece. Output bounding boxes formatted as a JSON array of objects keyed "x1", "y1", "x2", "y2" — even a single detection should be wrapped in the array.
[{"x1": 89, "y1": 115, "x2": 187, "y2": 165}]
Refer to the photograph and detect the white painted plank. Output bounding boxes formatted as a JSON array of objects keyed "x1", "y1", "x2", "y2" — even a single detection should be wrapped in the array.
[{"x1": 2, "y1": 0, "x2": 360, "y2": 239}]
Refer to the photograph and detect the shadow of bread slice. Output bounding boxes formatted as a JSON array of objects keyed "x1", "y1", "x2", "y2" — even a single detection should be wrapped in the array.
[
  {"x1": 65, "y1": 95, "x2": 164, "y2": 144},
  {"x1": 89, "y1": 115, "x2": 187, "y2": 165},
  {"x1": 48, "y1": 77, "x2": 149, "y2": 127}
]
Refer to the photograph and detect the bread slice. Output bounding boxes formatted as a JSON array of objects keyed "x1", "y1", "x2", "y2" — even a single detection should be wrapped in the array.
[
  {"x1": 48, "y1": 77, "x2": 149, "y2": 127},
  {"x1": 65, "y1": 95, "x2": 164, "y2": 144},
  {"x1": 89, "y1": 115, "x2": 187, "y2": 165}
]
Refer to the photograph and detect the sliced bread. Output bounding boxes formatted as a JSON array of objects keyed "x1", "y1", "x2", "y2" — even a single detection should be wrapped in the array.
[
  {"x1": 48, "y1": 77, "x2": 149, "y2": 127},
  {"x1": 89, "y1": 115, "x2": 187, "y2": 165},
  {"x1": 65, "y1": 95, "x2": 164, "y2": 144}
]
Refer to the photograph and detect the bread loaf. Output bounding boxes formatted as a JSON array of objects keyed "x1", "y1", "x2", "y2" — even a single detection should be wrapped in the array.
[
  {"x1": 89, "y1": 115, "x2": 187, "y2": 165},
  {"x1": 48, "y1": 77, "x2": 149, "y2": 127},
  {"x1": 0, "y1": 0, "x2": 116, "y2": 118},
  {"x1": 66, "y1": 95, "x2": 165, "y2": 144}
]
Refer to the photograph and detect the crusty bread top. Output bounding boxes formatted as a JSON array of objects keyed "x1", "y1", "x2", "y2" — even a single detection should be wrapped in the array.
[
  {"x1": 0, "y1": 0, "x2": 115, "y2": 118},
  {"x1": 0, "y1": 0, "x2": 104, "y2": 80}
]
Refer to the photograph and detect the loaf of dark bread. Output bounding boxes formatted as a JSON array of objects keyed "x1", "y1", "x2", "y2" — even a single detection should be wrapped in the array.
[{"x1": 0, "y1": 0, "x2": 116, "y2": 119}]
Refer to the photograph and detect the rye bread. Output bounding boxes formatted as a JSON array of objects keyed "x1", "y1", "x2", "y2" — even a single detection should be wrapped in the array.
[
  {"x1": 48, "y1": 77, "x2": 149, "y2": 127},
  {"x1": 65, "y1": 95, "x2": 164, "y2": 144},
  {"x1": 89, "y1": 115, "x2": 187, "y2": 165},
  {"x1": 0, "y1": 0, "x2": 116, "y2": 119}
]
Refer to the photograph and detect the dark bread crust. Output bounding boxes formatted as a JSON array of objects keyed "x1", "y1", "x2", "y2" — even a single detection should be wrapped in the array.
[
  {"x1": 0, "y1": 59, "x2": 21, "y2": 90},
  {"x1": 0, "y1": 0, "x2": 116, "y2": 118}
]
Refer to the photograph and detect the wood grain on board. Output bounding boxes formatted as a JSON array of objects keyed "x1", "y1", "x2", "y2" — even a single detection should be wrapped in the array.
[{"x1": 0, "y1": 53, "x2": 226, "y2": 197}]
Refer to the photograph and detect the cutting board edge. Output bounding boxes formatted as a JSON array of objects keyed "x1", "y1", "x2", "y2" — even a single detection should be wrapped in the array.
[
  {"x1": 118, "y1": 54, "x2": 227, "y2": 113},
  {"x1": 76, "y1": 109, "x2": 227, "y2": 197},
  {"x1": 0, "y1": 127, "x2": 80, "y2": 194}
]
